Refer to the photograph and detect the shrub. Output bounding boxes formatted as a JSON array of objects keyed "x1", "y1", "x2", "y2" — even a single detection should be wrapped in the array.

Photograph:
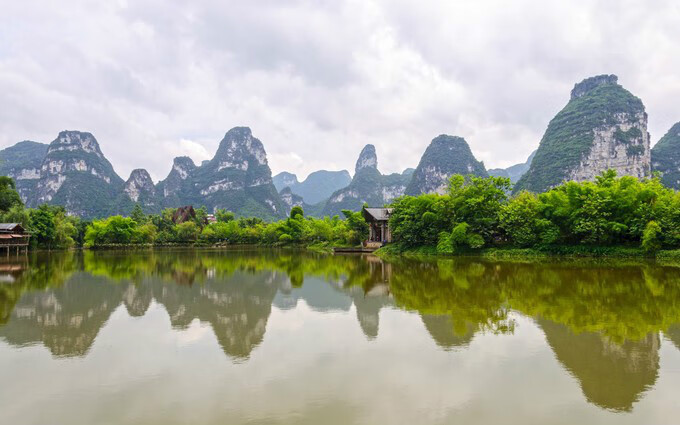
[
  {"x1": 642, "y1": 221, "x2": 662, "y2": 253},
  {"x1": 176, "y1": 221, "x2": 199, "y2": 242}
]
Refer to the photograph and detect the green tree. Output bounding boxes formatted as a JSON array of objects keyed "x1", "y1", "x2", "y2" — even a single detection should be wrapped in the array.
[
  {"x1": 500, "y1": 191, "x2": 558, "y2": 247},
  {"x1": 342, "y1": 209, "x2": 369, "y2": 245},
  {"x1": 84, "y1": 216, "x2": 138, "y2": 246},
  {"x1": 134, "y1": 223, "x2": 157, "y2": 244},
  {"x1": 389, "y1": 195, "x2": 451, "y2": 247},
  {"x1": 0, "y1": 176, "x2": 22, "y2": 212},
  {"x1": 215, "y1": 209, "x2": 235, "y2": 223},
  {"x1": 290, "y1": 206, "x2": 304, "y2": 219},
  {"x1": 0, "y1": 204, "x2": 30, "y2": 227},
  {"x1": 29, "y1": 205, "x2": 56, "y2": 249},
  {"x1": 130, "y1": 204, "x2": 147, "y2": 225},
  {"x1": 53, "y1": 209, "x2": 78, "y2": 248},
  {"x1": 448, "y1": 174, "x2": 510, "y2": 244},
  {"x1": 194, "y1": 206, "x2": 208, "y2": 228},
  {"x1": 642, "y1": 221, "x2": 662, "y2": 253},
  {"x1": 176, "y1": 221, "x2": 199, "y2": 242}
]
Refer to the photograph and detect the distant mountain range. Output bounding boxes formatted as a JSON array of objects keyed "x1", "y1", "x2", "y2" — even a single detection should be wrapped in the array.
[
  {"x1": 0, "y1": 128, "x2": 284, "y2": 219},
  {"x1": 321, "y1": 144, "x2": 415, "y2": 217},
  {"x1": 273, "y1": 170, "x2": 351, "y2": 205},
  {"x1": 1, "y1": 74, "x2": 678, "y2": 219},
  {"x1": 488, "y1": 151, "x2": 536, "y2": 183}
]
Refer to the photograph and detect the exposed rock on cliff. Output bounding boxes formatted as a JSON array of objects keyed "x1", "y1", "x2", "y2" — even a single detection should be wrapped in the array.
[
  {"x1": 322, "y1": 145, "x2": 411, "y2": 216},
  {"x1": 119, "y1": 168, "x2": 158, "y2": 212},
  {"x1": 124, "y1": 169, "x2": 156, "y2": 203},
  {"x1": 156, "y1": 156, "x2": 196, "y2": 208},
  {"x1": 406, "y1": 135, "x2": 487, "y2": 196},
  {"x1": 515, "y1": 75, "x2": 651, "y2": 193},
  {"x1": 31, "y1": 131, "x2": 124, "y2": 217},
  {"x1": 0, "y1": 141, "x2": 48, "y2": 202},
  {"x1": 279, "y1": 187, "x2": 305, "y2": 216},
  {"x1": 651, "y1": 122, "x2": 680, "y2": 189},
  {"x1": 154, "y1": 127, "x2": 284, "y2": 219}
]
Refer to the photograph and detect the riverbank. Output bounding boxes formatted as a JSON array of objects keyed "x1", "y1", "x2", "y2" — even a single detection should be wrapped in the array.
[
  {"x1": 16, "y1": 241, "x2": 680, "y2": 264},
  {"x1": 71, "y1": 241, "x2": 343, "y2": 254},
  {"x1": 374, "y1": 243, "x2": 680, "y2": 261}
]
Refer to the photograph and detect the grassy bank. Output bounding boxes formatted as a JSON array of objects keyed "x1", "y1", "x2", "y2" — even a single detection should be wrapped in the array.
[
  {"x1": 374, "y1": 243, "x2": 680, "y2": 261},
  {"x1": 80, "y1": 241, "x2": 349, "y2": 254}
]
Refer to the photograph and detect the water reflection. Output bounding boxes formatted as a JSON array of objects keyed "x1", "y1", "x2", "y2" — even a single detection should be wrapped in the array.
[
  {"x1": 539, "y1": 318, "x2": 659, "y2": 412},
  {"x1": 1, "y1": 249, "x2": 680, "y2": 414}
]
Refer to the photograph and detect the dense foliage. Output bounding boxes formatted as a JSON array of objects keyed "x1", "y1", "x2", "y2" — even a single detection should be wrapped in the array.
[
  {"x1": 390, "y1": 171, "x2": 680, "y2": 254},
  {"x1": 7, "y1": 166, "x2": 680, "y2": 256},
  {"x1": 82, "y1": 203, "x2": 368, "y2": 248},
  {"x1": 0, "y1": 178, "x2": 82, "y2": 249}
]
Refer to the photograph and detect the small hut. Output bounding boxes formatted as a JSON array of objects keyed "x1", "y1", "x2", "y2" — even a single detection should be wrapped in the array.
[
  {"x1": 0, "y1": 223, "x2": 30, "y2": 256},
  {"x1": 362, "y1": 207, "x2": 393, "y2": 248}
]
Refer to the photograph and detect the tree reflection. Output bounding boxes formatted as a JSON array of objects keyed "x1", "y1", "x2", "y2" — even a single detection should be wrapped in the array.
[
  {"x1": 1, "y1": 249, "x2": 680, "y2": 411},
  {"x1": 539, "y1": 318, "x2": 659, "y2": 412}
]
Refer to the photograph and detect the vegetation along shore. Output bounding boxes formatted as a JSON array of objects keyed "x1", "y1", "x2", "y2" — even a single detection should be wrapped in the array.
[{"x1": 3, "y1": 169, "x2": 680, "y2": 259}]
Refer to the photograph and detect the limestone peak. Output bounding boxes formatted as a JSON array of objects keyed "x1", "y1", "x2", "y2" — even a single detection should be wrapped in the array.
[
  {"x1": 571, "y1": 74, "x2": 619, "y2": 100},
  {"x1": 355, "y1": 144, "x2": 378, "y2": 174}
]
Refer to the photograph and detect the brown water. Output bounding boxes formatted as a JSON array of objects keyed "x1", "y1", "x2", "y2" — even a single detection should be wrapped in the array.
[{"x1": 1, "y1": 249, "x2": 680, "y2": 424}]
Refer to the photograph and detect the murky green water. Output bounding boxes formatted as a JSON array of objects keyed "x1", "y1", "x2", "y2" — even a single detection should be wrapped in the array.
[{"x1": 1, "y1": 249, "x2": 680, "y2": 424}]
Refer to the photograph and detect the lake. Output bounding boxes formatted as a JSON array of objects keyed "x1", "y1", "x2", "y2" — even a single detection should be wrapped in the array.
[{"x1": 1, "y1": 248, "x2": 680, "y2": 424}]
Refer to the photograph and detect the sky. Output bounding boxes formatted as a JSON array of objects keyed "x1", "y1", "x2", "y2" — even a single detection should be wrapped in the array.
[{"x1": 1, "y1": 0, "x2": 679, "y2": 182}]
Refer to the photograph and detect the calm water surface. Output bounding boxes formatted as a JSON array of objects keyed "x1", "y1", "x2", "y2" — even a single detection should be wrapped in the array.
[{"x1": 1, "y1": 249, "x2": 680, "y2": 424}]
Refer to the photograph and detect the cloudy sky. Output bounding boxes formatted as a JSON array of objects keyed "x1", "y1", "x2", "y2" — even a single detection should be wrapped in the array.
[{"x1": 1, "y1": 0, "x2": 679, "y2": 182}]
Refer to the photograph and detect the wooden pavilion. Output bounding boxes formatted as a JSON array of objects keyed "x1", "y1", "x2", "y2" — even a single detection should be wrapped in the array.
[
  {"x1": 361, "y1": 207, "x2": 393, "y2": 249},
  {"x1": 0, "y1": 223, "x2": 30, "y2": 256}
]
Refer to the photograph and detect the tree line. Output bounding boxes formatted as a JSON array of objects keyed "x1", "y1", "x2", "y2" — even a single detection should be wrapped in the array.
[
  {"x1": 0, "y1": 176, "x2": 368, "y2": 249},
  {"x1": 2, "y1": 170, "x2": 680, "y2": 254},
  {"x1": 389, "y1": 170, "x2": 679, "y2": 254}
]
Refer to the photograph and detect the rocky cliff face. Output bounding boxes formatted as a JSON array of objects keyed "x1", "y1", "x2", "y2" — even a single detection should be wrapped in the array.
[
  {"x1": 0, "y1": 141, "x2": 48, "y2": 202},
  {"x1": 0, "y1": 127, "x2": 285, "y2": 219},
  {"x1": 381, "y1": 168, "x2": 413, "y2": 202},
  {"x1": 651, "y1": 122, "x2": 680, "y2": 189},
  {"x1": 515, "y1": 75, "x2": 651, "y2": 193},
  {"x1": 153, "y1": 127, "x2": 283, "y2": 219},
  {"x1": 279, "y1": 187, "x2": 304, "y2": 216},
  {"x1": 188, "y1": 127, "x2": 283, "y2": 219},
  {"x1": 123, "y1": 169, "x2": 157, "y2": 210},
  {"x1": 406, "y1": 135, "x2": 487, "y2": 195},
  {"x1": 156, "y1": 156, "x2": 196, "y2": 208},
  {"x1": 322, "y1": 145, "x2": 411, "y2": 216},
  {"x1": 30, "y1": 131, "x2": 124, "y2": 217}
]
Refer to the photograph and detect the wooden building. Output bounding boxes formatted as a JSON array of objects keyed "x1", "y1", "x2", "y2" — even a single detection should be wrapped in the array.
[
  {"x1": 0, "y1": 223, "x2": 30, "y2": 256},
  {"x1": 362, "y1": 207, "x2": 393, "y2": 249}
]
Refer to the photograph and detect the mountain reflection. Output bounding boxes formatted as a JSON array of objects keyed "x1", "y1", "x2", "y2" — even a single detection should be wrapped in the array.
[
  {"x1": 1, "y1": 250, "x2": 680, "y2": 411},
  {"x1": 539, "y1": 318, "x2": 659, "y2": 412}
]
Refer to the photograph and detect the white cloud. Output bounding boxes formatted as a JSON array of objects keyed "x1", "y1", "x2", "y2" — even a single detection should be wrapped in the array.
[{"x1": 1, "y1": 0, "x2": 679, "y2": 179}]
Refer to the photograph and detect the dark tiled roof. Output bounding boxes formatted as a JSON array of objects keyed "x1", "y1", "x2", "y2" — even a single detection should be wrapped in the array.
[{"x1": 362, "y1": 207, "x2": 393, "y2": 221}]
